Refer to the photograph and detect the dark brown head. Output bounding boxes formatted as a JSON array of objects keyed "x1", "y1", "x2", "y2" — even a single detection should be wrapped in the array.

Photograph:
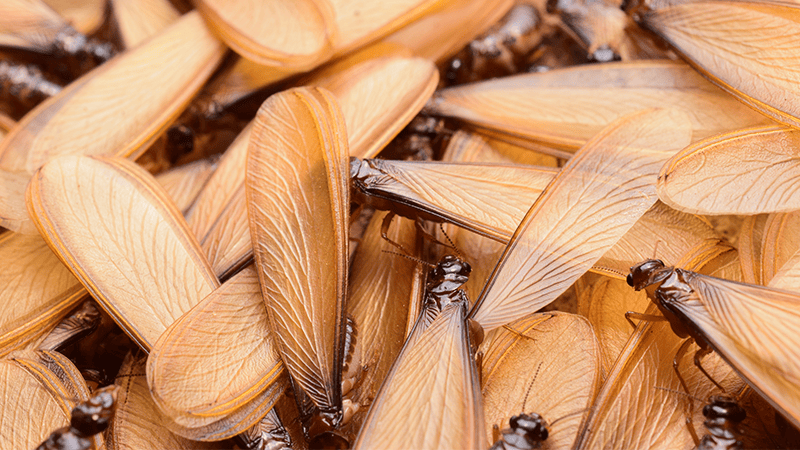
[
  {"x1": 510, "y1": 412, "x2": 549, "y2": 442},
  {"x1": 627, "y1": 259, "x2": 668, "y2": 291},
  {"x1": 427, "y1": 255, "x2": 471, "y2": 294},
  {"x1": 704, "y1": 396, "x2": 746, "y2": 424}
]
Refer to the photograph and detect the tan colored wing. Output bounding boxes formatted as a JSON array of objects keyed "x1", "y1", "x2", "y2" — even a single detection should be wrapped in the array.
[
  {"x1": 109, "y1": 0, "x2": 180, "y2": 49},
  {"x1": 154, "y1": 158, "x2": 217, "y2": 213},
  {"x1": 353, "y1": 303, "x2": 485, "y2": 450},
  {"x1": 658, "y1": 126, "x2": 800, "y2": 215},
  {"x1": 426, "y1": 60, "x2": 768, "y2": 150},
  {"x1": 738, "y1": 214, "x2": 769, "y2": 285},
  {"x1": 185, "y1": 124, "x2": 252, "y2": 278},
  {"x1": 354, "y1": 159, "x2": 557, "y2": 242},
  {"x1": 0, "y1": 0, "x2": 69, "y2": 52},
  {"x1": 317, "y1": 56, "x2": 438, "y2": 159},
  {"x1": 0, "y1": 232, "x2": 85, "y2": 357},
  {"x1": 0, "y1": 11, "x2": 225, "y2": 233},
  {"x1": 247, "y1": 87, "x2": 348, "y2": 415},
  {"x1": 146, "y1": 265, "x2": 289, "y2": 440},
  {"x1": 43, "y1": 0, "x2": 105, "y2": 35},
  {"x1": 760, "y1": 211, "x2": 800, "y2": 284},
  {"x1": 341, "y1": 212, "x2": 418, "y2": 422},
  {"x1": 195, "y1": 0, "x2": 332, "y2": 71},
  {"x1": 596, "y1": 201, "x2": 726, "y2": 279},
  {"x1": 670, "y1": 272, "x2": 800, "y2": 429},
  {"x1": 324, "y1": 0, "x2": 446, "y2": 56},
  {"x1": 383, "y1": 0, "x2": 515, "y2": 63},
  {"x1": 470, "y1": 108, "x2": 693, "y2": 331},
  {"x1": 108, "y1": 355, "x2": 222, "y2": 449},
  {"x1": 482, "y1": 312, "x2": 601, "y2": 449},
  {"x1": 27, "y1": 155, "x2": 219, "y2": 351},
  {"x1": 639, "y1": 0, "x2": 800, "y2": 128}
]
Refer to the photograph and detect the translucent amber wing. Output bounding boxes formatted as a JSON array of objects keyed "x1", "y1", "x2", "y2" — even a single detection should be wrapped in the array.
[
  {"x1": 482, "y1": 312, "x2": 601, "y2": 449},
  {"x1": 354, "y1": 159, "x2": 557, "y2": 242},
  {"x1": 738, "y1": 214, "x2": 769, "y2": 285},
  {"x1": 0, "y1": 0, "x2": 69, "y2": 52},
  {"x1": 154, "y1": 158, "x2": 217, "y2": 213},
  {"x1": 148, "y1": 265, "x2": 285, "y2": 418},
  {"x1": 0, "y1": 12, "x2": 225, "y2": 233},
  {"x1": 247, "y1": 87, "x2": 348, "y2": 414},
  {"x1": 470, "y1": 109, "x2": 693, "y2": 331},
  {"x1": 185, "y1": 125, "x2": 252, "y2": 279},
  {"x1": 44, "y1": 0, "x2": 105, "y2": 34},
  {"x1": 195, "y1": 0, "x2": 332, "y2": 70},
  {"x1": 383, "y1": 0, "x2": 514, "y2": 63},
  {"x1": 318, "y1": 57, "x2": 438, "y2": 159},
  {"x1": 324, "y1": 0, "x2": 446, "y2": 56},
  {"x1": 27, "y1": 155, "x2": 219, "y2": 351},
  {"x1": 670, "y1": 272, "x2": 800, "y2": 429},
  {"x1": 109, "y1": 355, "x2": 223, "y2": 448},
  {"x1": 640, "y1": 0, "x2": 800, "y2": 128},
  {"x1": 426, "y1": 60, "x2": 768, "y2": 150},
  {"x1": 109, "y1": 0, "x2": 180, "y2": 49},
  {"x1": 353, "y1": 304, "x2": 485, "y2": 450},
  {"x1": 761, "y1": 211, "x2": 800, "y2": 283},
  {"x1": 659, "y1": 126, "x2": 800, "y2": 215}
]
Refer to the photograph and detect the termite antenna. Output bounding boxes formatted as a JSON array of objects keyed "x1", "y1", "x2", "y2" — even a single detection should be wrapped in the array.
[
  {"x1": 439, "y1": 224, "x2": 464, "y2": 259},
  {"x1": 521, "y1": 362, "x2": 543, "y2": 413},
  {"x1": 654, "y1": 385, "x2": 704, "y2": 403},
  {"x1": 381, "y1": 250, "x2": 437, "y2": 269},
  {"x1": 592, "y1": 265, "x2": 627, "y2": 278}
]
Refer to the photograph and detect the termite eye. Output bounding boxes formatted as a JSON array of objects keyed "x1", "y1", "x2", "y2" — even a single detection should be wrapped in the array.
[{"x1": 626, "y1": 274, "x2": 634, "y2": 287}]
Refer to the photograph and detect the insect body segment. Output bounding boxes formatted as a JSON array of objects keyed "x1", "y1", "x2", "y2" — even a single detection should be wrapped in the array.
[
  {"x1": 699, "y1": 396, "x2": 746, "y2": 450},
  {"x1": 490, "y1": 412, "x2": 549, "y2": 450}
]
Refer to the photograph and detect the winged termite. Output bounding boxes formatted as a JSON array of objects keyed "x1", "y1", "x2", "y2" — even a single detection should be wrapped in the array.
[
  {"x1": 468, "y1": 108, "x2": 692, "y2": 331},
  {"x1": 0, "y1": 60, "x2": 62, "y2": 116},
  {"x1": 37, "y1": 301, "x2": 101, "y2": 352},
  {"x1": 658, "y1": 125, "x2": 800, "y2": 216},
  {"x1": 444, "y1": 3, "x2": 542, "y2": 85},
  {"x1": 0, "y1": 0, "x2": 115, "y2": 80},
  {"x1": 382, "y1": 0, "x2": 515, "y2": 63},
  {"x1": 626, "y1": 258, "x2": 800, "y2": 429},
  {"x1": 246, "y1": 87, "x2": 349, "y2": 436},
  {"x1": 0, "y1": 10, "x2": 226, "y2": 234},
  {"x1": 107, "y1": 354, "x2": 224, "y2": 449},
  {"x1": 350, "y1": 158, "x2": 558, "y2": 243},
  {"x1": 194, "y1": 0, "x2": 332, "y2": 71},
  {"x1": 1, "y1": 350, "x2": 102, "y2": 449},
  {"x1": 627, "y1": 0, "x2": 800, "y2": 129},
  {"x1": 546, "y1": 0, "x2": 628, "y2": 61},
  {"x1": 482, "y1": 312, "x2": 601, "y2": 449},
  {"x1": 146, "y1": 264, "x2": 290, "y2": 441},
  {"x1": 27, "y1": 155, "x2": 220, "y2": 351},
  {"x1": 109, "y1": 0, "x2": 180, "y2": 49},
  {"x1": 352, "y1": 254, "x2": 485, "y2": 450},
  {"x1": 36, "y1": 384, "x2": 120, "y2": 450},
  {"x1": 425, "y1": 60, "x2": 770, "y2": 151}
]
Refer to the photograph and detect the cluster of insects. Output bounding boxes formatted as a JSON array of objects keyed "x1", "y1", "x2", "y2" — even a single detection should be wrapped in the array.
[{"x1": 2, "y1": 0, "x2": 800, "y2": 449}]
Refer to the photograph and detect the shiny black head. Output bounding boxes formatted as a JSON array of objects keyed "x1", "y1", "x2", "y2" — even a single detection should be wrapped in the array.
[
  {"x1": 510, "y1": 413, "x2": 549, "y2": 442},
  {"x1": 428, "y1": 255, "x2": 471, "y2": 285},
  {"x1": 70, "y1": 385, "x2": 119, "y2": 436},
  {"x1": 627, "y1": 259, "x2": 667, "y2": 291},
  {"x1": 704, "y1": 396, "x2": 747, "y2": 423}
]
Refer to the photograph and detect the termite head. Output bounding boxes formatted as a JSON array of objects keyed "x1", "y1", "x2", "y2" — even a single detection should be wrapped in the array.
[
  {"x1": 704, "y1": 396, "x2": 746, "y2": 424},
  {"x1": 510, "y1": 412, "x2": 549, "y2": 443},
  {"x1": 627, "y1": 259, "x2": 668, "y2": 291},
  {"x1": 427, "y1": 255, "x2": 471, "y2": 294},
  {"x1": 70, "y1": 385, "x2": 119, "y2": 436}
]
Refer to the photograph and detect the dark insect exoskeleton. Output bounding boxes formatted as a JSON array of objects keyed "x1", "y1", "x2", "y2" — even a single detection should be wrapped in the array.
[
  {"x1": 38, "y1": 301, "x2": 102, "y2": 352},
  {"x1": 236, "y1": 409, "x2": 294, "y2": 450},
  {"x1": 699, "y1": 396, "x2": 746, "y2": 450},
  {"x1": 380, "y1": 114, "x2": 449, "y2": 161},
  {"x1": 36, "y1": 384, "x2": 120, "y2": 450},
  {"x1": 445, "y1": 3, "x2": 543, "y2": 85},
  {"x1": 0, "y1": 60, "x2": 61, "y2": 117},
  {"x1": 490, "y1": 412, "x2": 550, "y2": 450}
]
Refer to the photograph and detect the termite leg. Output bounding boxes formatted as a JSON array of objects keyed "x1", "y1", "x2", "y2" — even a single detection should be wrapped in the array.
[
  {"x1": 492, "y1": 423, "x2": 501, "y2": 444},
  {"x1": 624, "y1": 311, "x2": 666, "y2": 329},
  {"x1": 380, "y1": 211, "x2": 412, "y2": 255},
  {"x1": 673, "y1": 338, "x2": 698, "y2": 443},
  {"x1": 694, "y1": 346, "x2": 726, "y2": 392},
  {"x1": 415, "y1": 220, "x2": 455, "y2": 251},
  {"x1": 686, "y1": 414, "x2": 700, "y2": 447}
]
